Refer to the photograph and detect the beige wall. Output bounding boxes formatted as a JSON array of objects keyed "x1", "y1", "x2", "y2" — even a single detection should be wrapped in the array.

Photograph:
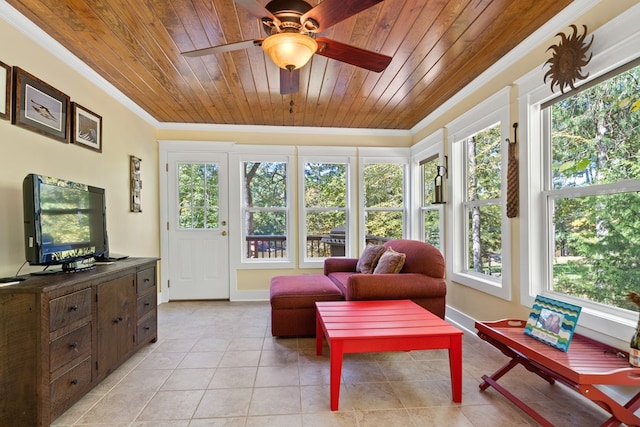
[{"x1": 0, "y1": 15, "x2": 159, "y2": 277}]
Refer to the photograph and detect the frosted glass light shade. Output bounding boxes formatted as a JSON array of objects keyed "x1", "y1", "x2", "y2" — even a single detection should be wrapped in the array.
[{"x1": 262, "y1": 33, "x2": 318, "y2": 70}]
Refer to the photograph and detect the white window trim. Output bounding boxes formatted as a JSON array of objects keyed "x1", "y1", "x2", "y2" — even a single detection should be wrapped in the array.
[
  {"x1": 411, "y1": 130, "x2": 446, "y2": 253},
  {"x1": 229, "y1": 145, "x2": 296, "y2": 269},
  {"x1": 358, "y1": 147, "x2": 411, "y2": 251},
  {"x1": 297, "y1": 146, "x2": 357, "y2": 268},
  {"x1": 516, "y1": 3, "x2": 640, "y2": 345},
  {"x1": 446, "y1": 87, "x2": 512, "y2": 300}
]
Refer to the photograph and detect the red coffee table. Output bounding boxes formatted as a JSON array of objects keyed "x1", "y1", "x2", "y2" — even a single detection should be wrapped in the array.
[{"x1": 315, "y1": 299, "x2": 463, "y2": 411}]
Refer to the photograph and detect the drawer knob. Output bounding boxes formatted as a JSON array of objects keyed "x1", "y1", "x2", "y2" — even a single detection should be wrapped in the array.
[
  {"x1": 70, "y1": 379, "x2": 78, "y2": 385},
  {"x1": 114, "y1": 316, "x2": 123, "y2": 324},
  {"x1": 70, "y1": 342, "x2": 79, "y2": 350},
  {"x1": 144, "y1": 326, "x2": 150, "y2": 331},
  {"x1": 144, "y1": 278, "x2": 150, "y2": 283},
  {"x1": 144, "y1": 302, "x2": 150, "y2": 307},
  {"x1": 69, "y1": 305, "x2": 79, "y2": 312}
]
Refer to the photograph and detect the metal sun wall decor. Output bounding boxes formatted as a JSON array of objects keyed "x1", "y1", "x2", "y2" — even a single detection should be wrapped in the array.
[{"x1": 544, "y1": 24, "x2": 593, "y2": 94}]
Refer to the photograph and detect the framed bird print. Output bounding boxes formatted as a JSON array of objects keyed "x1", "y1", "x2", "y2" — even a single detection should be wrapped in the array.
[
  {"x1": 71, "y1": 102, "x2": 102, "y2": 152},
  {"x1": 12, "y1": 67, "x2": 70, "y2": 143}
]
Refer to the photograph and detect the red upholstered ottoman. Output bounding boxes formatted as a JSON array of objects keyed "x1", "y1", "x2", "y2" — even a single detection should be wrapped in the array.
[{"x1": 270, "y1": 275, "x2": 344, "y2": 337}]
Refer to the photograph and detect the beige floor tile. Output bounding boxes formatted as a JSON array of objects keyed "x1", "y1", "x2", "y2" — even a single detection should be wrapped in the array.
[
  {"x1": 178, "y1": 351, "x2": 224, "y2": 369},
  {"x1": 208, "y1": 366, "x2": 257, "y2": 388},
  {"x1": 254, "y1": 364, "x2": 300, "y2": 387},
  {"x1": 355, "y1": 408, "x2": 414, "y2": 427},
  {"x1": 193, "y1": 388, "x2": 253, "y2": 418},
  {"x1": 188, "y1": 418, "x2": 246, "y2": 427},
  {"x1": 245, "y1": 414, "x2": 303, "y2": 427},
  {"x1": 162, "y1": 368, "x2": 216, "y2": 390},
  {"x1": 248, "y1": 386, "x2": 302, "y2": 415},
  {"x1": 137, "y1": 389, "x2": 204, "y2": 421},
  {"x1": 218, "y1": 350, "x2": 262, "y2": 367}
]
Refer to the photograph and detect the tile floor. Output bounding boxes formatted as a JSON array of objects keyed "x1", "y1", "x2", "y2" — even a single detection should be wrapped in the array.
[{"x1": 52, "y1": 301, "x2": 616, "y2": 426}]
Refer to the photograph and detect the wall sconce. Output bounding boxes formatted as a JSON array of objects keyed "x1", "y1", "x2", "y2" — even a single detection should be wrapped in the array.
[{"x1": 433, "y1": 156, "x2": 448, "y2": 204}]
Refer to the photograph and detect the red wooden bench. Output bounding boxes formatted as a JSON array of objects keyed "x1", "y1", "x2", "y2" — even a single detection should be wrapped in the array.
[{"x1": 475, "y1": 319, "x2": 640, "y2": 426}]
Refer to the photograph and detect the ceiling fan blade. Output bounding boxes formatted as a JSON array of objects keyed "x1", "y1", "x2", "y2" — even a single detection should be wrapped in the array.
[
  {"x1": 301, "y1": 0, "x2": 383, "y2": 32},
  {"x1": 280, "y1": 68, "x2": 300, "y2": 95},
  {"x1": 182, "y1": 40, "x2": 262, "y2": 57},
  {"x1": 235, "y1": 0, "x2": 281, "y2": 26},
  {"x1": 315, "y1": 37, "x2": 391, "y2": 72}
]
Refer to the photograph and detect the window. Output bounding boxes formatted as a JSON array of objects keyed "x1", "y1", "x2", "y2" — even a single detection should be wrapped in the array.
[
  {"x1": 303, "y1": 161, "x2": 348, "y2": 259},
  {"x1": 448, "y1": 88, "x2": 511, "y2": 299},
  {"x1": 242, "y1": 161, "x2": 288, "y2": 261},
  {"x1": 298, "y1": 148, "x2": 356, "y2": 266},
  {"x1": 518, "y1": 10, "x2": 640, "y2": 341},
  {"x1": 177, "y1": 163, "x2": 219, "y2": 229},
  {"x1": 464, "y1": 125, "x2": 503, "y2": 277},
  {"x1": 420, "y1": 155, "x2": 442, "y2": 248},
  {"x1": 363, "y1": 162, "x2": 405, "y2": 242},
  {"x1": 543, "y1": 63, "x2": 640, "y2": 312}
]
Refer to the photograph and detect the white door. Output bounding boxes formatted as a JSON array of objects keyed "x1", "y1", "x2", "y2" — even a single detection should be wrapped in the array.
[{"x1": 167, "y1": 152, "x2": 229, "y2": 300}]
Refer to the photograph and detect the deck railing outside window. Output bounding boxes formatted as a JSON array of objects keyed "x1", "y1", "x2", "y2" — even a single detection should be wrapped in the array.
[{"x1": 245, "y1": 235, "x2": 389, "y2": 259}]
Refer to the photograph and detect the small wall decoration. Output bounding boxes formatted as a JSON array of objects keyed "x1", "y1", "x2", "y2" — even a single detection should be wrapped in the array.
[
  {"x1": 506, "y1": 123, "x2": 518, "y2": 218},
  {"x1": 0, "y1": 61, "x2": 10, "y2": 120},
  {"x1": 130, "y1": 155, "x2": 142, "y2": 212},
  {"x1": 12, "y1": 67, "x2": 70, "y2": 142},
  {"x1": 544, "y1": 24, "x2": 593, "y2": 94},
  {"x1": 71, "y1": 102, "x2": 102, "y2": 152},
  {"x1": 524, "y1": 295, "x2": 582, "y2": 352}
]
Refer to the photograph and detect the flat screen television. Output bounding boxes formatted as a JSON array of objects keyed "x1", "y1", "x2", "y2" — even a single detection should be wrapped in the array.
[{"x1": 23, "y1": 173, "x2": 109, "y2": 272}]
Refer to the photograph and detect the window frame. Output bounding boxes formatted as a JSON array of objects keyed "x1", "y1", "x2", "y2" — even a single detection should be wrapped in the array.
[
  {"x1": 447, "y1": 87, "x2": 512, "y2": 300},
  {"x1": 358, "y1": 147, "x2": 410, "y2": 251},
  {"x1": 410, "y1": 129, "x2": 446, "y2": 252},
  {"x1": 229, "y1": 147, "x2": 295, "y2": 269},
  {"x1": 298, "y1": 147, "x2": 357, "y2": 268},
  {"x1": 516, "y1": 8, "x2": 640, "y2": 344}
]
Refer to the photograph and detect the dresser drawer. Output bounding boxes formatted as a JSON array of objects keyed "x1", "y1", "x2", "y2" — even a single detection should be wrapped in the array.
[
  {"x1": 136, "y1": 268, "x2": 156, "y2": 293},
  {"x1": 50, "y1": 357, "x2": 91, "y2": 417},
  {"x1": 50, "y1": 323, "x2": 91, "y2": 373},
  {"x1": 49, "y1": 288, "x2": 92, "y2": 331},
  {"x1": 137, "y1": 312, "x2": 157, "y2": 344},
  {"x1": 137, "y1": 290, "x2": 156, "y2": 318}
]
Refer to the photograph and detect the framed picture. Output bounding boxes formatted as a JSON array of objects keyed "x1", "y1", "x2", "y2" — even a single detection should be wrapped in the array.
[
  {"x1": 12, "y1": 67, "x2": 69, "y2": 142},
  {"x1": 0, "y1": 61, "x2": 9, "y2": 120},
  {"x1": 130, "y1": 155, "x2": 142, "y2": 212},
  {"x1": 72, "y1": 102, "x2": 102, "y2": 152},
  {"x1": 524, "y1": 295, "x2": 582, "y2": 352}
]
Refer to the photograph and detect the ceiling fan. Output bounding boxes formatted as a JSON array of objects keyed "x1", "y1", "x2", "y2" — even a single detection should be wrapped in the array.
[{"x1": 182, "y1": 0, "x2": 392, "y2": 94}]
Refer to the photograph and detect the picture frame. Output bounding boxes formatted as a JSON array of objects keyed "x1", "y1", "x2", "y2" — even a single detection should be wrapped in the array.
[
  {"x1": 130, "y1": 155, "x2": 142, "y2": 212},
  {"x1": 12, "y1": 67, "x2": 69, "y2": 142},
  {"x1": 0, "y1": 61, "x2": 9, "y2": 120},
  {"x1": 72, "y1": 102, "x2": 102, "y2": 152},
  {"x1": 524, "y1": 295, "x2": 582, "y2": 352}
]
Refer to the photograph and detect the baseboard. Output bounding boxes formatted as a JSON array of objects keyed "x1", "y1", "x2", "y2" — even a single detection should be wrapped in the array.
[{"x1": 444, "y1": 304, "x2": 478, "y2": 335}]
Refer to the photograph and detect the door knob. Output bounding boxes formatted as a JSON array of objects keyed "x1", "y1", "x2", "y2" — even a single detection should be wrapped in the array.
[
  {"x1": 221, "y1": 220, "x2": 227, "y2": 226},
  {"x1": 221, "y1": 231, "x2": 227, "y2": 236}
]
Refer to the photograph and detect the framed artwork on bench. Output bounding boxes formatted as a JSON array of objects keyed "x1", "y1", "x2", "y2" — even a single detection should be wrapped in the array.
[{"x1": 524, "y1": 295, "x2": 582, "y2": 351}]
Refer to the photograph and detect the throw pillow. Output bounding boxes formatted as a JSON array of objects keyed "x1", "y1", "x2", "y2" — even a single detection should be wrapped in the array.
[
  {"x1": 373, "y1": 247, "x2": 406, "y2": 274},
  {"x1": 356, "y1": 244, "x2": 385, "y2": 274}
]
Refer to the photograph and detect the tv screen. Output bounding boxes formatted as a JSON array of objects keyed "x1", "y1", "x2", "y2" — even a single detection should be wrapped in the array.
[{"x1": 23, "y1": 174, "x2": 109, "y2": 271}]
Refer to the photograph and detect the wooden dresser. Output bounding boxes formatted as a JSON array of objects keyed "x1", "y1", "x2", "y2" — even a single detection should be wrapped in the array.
[{"x1": 0, "y1": 258, "x2": 158, "y2": 426}]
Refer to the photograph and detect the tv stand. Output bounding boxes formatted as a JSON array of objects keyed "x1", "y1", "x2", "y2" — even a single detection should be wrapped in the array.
[{"x1": 0, "y1": 257, "x2": 158, "y2": 427}]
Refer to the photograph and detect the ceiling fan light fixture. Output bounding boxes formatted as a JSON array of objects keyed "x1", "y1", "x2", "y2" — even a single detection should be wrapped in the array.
[{"x1": 262, "y1": 32, "x2": 317, "y2": 70}]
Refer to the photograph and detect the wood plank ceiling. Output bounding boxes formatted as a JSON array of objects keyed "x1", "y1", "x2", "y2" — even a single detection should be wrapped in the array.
[{"x1": 7, "y1": 0, "x2": 572, "y2": 129}]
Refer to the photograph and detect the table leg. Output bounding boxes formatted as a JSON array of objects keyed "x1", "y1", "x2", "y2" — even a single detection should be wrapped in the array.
[
  {"x1": 316, "y1": 310, "x2": 323, "y2": 356},
  {"x1": 330, "y1": 339, "x2": 344, "y2": 411},
  {"x1": 449, "y1": 334, "x2": 463, "y2": 403}
]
